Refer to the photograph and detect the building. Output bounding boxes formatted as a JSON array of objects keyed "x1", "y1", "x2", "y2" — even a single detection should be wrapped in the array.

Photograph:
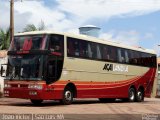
[{"x1": 0, "y1": 50, "x2": 7, "y2": 97}]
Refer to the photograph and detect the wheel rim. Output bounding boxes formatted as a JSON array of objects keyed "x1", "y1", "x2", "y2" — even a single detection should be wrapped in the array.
[
  {"x1": 137, "y1": 91, "x2": 142, "y2": 100},
  {"x1": 65, "y1": 90, "x2": 72, "y2": 102},
  {"x1": 129, "y1": 90, "x2": 135, "y2": 101}
]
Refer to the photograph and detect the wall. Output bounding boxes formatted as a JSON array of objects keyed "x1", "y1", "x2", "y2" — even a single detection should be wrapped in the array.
[{"x1": 0, "y1": 50, "x2": 7, "y2": 97}]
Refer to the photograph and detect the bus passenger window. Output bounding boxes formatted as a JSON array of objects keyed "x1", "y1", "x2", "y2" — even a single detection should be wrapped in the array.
[
  {"x1": 88, "y1": 43, "x2": 92, "y2": 58},
  {"x1": 97, "y1": 45, "x2": 102, "y2": 59},
  {"x1": 121, "y1": 49, "x2": 126, "y2": 63},
  {"x1": 117, "y1": 48, "x2": 121, "y2": 62},
  {"x1": 90, "y1": 43, "x2": 97, "y2": 59},
  {"x1": 80, "y1": 40, "x2": 88, "y2": 58},
  {"x1": 117, "y1": 48, "x2": 127, "y2": 63},
  {"x1": 67, "y1": 37, "x2": 81, "y2": 57},
  {"x1": 125, "y1": 50, "x2": 129, "y2": 63},
  {"x1": 74, "y1": 41, "x2": 80, "y2": 56},
  {"x1": 67, "y1": 39, "x2": 74, "y2": 56},
  {"x1": 110, "y1": 46, "x2": 117, "y2": 62},
  {"x1": 102, "y1": 46, "x2": 109, "y2": 61}
]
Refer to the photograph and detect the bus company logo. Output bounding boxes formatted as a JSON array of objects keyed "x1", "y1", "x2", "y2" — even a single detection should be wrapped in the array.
[{"x1": 103, "y1": 64, "x2": 128, "y2": 72}]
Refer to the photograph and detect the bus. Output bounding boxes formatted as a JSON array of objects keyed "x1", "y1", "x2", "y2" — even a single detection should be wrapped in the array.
[{"x1": 1, "y1": 31, "x2": 157, "y2": 105}]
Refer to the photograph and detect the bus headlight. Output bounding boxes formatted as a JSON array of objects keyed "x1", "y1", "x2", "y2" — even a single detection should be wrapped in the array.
[
  {"x1": 28, "y1": 84, "x2": 43, "y2": 90},
  {"x1": 4, "y1": 84, "x2": 11, "y2": 88}
]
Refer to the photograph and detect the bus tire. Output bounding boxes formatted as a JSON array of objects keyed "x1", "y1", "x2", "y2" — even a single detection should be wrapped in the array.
[
  {"x1": 136, "y1": 89, "x2": 144, "y2": 102},
  {"x1": 60, "y1": 87, "x2": 73, "y2": 105},
  {"x1": 30, "y1": 99, "x2": 43, "y2": 105},
  {"x1": 128, "y1": 87, "x2": 136, "y2": 102}
]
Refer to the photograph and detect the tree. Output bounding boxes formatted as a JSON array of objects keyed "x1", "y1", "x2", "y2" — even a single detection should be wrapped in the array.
[
  {"x1": 23, "y1": 20, "x2": 46, "y2": 32},
  {"x1": 23, "y1": 24, "x2": 37, "y2": 32},
  {"x1": 0, "y1": 28, "x2": 10, "y2": 50},
  {"x1": 38, "y1": 20, "x2": 45, "y2": 31}
]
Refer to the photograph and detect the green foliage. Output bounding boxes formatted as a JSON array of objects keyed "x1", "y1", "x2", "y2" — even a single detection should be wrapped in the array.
[
  {"x1": 23, "y1": 24, "x2": 37, "y2": 32},
  {"x1": 23, "y1": 20, "x2": 46, "y2": 32},
  {"x1": 0, "y1": 28, "x2": 10, "y2": 50}
]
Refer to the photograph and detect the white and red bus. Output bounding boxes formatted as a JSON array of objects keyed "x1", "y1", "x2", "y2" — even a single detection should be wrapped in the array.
[{"x1": 1, "y1": 31, "x2": 157, "y2": 105}]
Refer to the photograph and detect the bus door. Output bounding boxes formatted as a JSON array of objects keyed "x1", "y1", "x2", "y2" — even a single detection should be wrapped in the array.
[
  {"x1": 47, "y1": 56, "x2": 58, "y2": 83},
  {"x1": 46, "y1": 56, "x2": 64, "y2": 84},
  {"x1": 45, "y1": 34, "x2": 64, "y2": 84}
]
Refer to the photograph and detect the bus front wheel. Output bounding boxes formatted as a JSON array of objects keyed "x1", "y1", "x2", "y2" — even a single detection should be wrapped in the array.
[
  {"x1": 60, "y1": 87, "x2": 73, "y2": 105},
  {"x1": 30, "y1": 99, "x2": 43, "y2": 105}
]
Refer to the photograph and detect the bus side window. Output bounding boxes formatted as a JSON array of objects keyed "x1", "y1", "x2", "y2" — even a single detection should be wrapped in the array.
[
  {"x1": 67, "y1": 38, "x2": 74, "y2": 56},
  {"x1": 97, "y1": 44, "x2": 102, "y2": 59},
  {"x1": 102, "y1": 46, "x2": 110, "y2": 61},
  {"x1": 88, "y1": 43, "x2": 92, "y2": 58},
  {"x1": 67, "y1": 38, "x2": 80, "y2": 57},
  {"x1": 121, "y1": 49, "x2": 126, "y2": 63},
  {"x1": 110, "y1": 46, "x2": 117, "y2": 62},
  {"x1": 74, "y1": 40, "x2": 80, "y2": 56},
  {"x1": 117, "y1": 48, "x2": 122, "y2": 62},
  {"x1": 119, "y1": 48, "x2": 127, "y2": 63},
  {"x1": 90, "y1": 43, "x2": 97, "y2": 59},
  {"x1": 128, "y1": 50, "x2": 134, "y2": 64},
  {"x1": 117, "y1": 48, "x2": 127, "y2": 63},
  {"x1": 125, "y1": 50, "x2": 129, "y2": 63},
  {"x1": 80, "y1": 40, "x2": 88, "y2": 58}
]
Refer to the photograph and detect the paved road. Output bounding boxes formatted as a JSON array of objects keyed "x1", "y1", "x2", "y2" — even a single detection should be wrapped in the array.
[{"x1": 0, "y1": 97, "x2": 160, "y2": 120}]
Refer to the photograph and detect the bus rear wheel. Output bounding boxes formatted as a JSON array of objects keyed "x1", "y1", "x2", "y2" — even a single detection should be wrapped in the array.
[
  {"x1": 128, "y1": 87, "x2": 136, "y2": 102},
  {"x1": 60, "y1": 87, "x2": 73, "y2": 105},
  {"x1": 136, "y1": 89, "x2": 144, "y2": 102},
  {"x1": 30, "y1": 99, "x2": 43, "y2": 105}
]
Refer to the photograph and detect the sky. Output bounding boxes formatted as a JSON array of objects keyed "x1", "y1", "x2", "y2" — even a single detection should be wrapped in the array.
[{"x1": 0, "y1": 0, "x2": 160, "y2": 55}]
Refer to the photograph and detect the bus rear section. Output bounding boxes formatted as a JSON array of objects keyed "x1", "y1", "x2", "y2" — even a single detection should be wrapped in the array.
[{"x1": 60, "y1": 36, "x2": 157, "y2": 103}]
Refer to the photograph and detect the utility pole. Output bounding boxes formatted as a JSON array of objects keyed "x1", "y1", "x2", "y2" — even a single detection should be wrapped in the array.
[{"x1": 10, "y1": 0, "x2": 14, "y2": 43}]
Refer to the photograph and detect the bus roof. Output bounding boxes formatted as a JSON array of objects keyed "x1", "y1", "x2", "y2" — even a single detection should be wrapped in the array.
[{"x1": 15, "y1": 31, "x2": 156, "y2": 55}]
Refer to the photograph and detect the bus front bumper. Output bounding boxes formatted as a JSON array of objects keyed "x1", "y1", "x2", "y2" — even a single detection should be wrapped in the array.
[{"x1": 3, "y1": 88, "x2": 63, "y2": 100}]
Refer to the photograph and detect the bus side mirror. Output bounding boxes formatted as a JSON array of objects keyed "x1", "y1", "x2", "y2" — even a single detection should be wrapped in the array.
[{"x1": 0, "y1": 64, "x2": 6, "y2": 77}]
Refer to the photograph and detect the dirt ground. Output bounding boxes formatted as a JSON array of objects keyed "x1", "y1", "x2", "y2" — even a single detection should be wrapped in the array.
[{"x1": 0, "y1": 97, "x2": 160, "y2": 120}]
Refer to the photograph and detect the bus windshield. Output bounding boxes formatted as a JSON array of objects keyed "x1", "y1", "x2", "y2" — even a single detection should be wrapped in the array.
[
  {"x1": 6, "y1": 55, "x2": 43, "y2": 80},
  {"x1": 9, "y1": 35, "x2": 47, "y2": 51}
]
